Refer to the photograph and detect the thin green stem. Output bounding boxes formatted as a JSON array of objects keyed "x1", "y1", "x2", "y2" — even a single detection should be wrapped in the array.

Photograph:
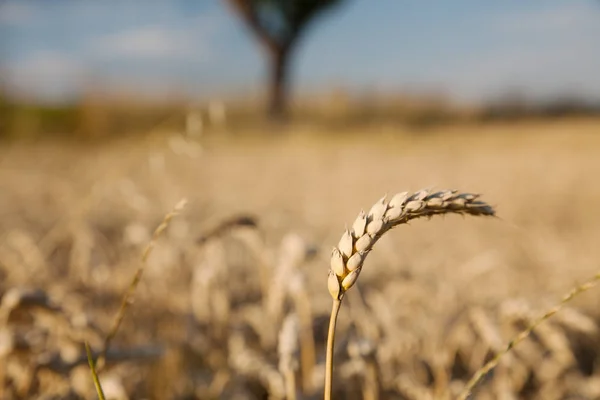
[
  {"x1": 458, "y1": 272, "x2": 600, "y2": 400},
  {"x1": 85, "y1": 342, "x2": 106, "y2": 400},
  {"x1": 97, "y1": 199, "x2": 187, "y2": 370},
  {"x1": 325, "y1": 297, "x2": 343, "y2": 400}
]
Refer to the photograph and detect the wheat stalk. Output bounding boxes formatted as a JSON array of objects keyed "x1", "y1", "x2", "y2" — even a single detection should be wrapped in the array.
[
  {"x1": 324, "y1": 189, "x2": 496, "y2": 400},
  {"x1": 288, "y1": 270, "x2": 318, "y2": 394},
  {"x1": 85, "y1": 341, "x2": 106, "y2": 400},
  {"x1": 457, "y1": 272, "x2": 600, "y2": 400},
  {"x1": 229, "y1": 330, "x2": 286, "y2": 399},
  {"x1": 97, "y1": 198, "x2": 187, "y2": 370},
  {"x1": 278, "y1": 313, "x2": 300, "y2": 400}
]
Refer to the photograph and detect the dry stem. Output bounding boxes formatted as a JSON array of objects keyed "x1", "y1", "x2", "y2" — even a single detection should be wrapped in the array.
[
  {"x1": 97, "y1": 198, "x2": 187, "y2": 369},
  {"x1": 458, "y1": 272, "x2": 600, "y2": 400},
  {"x1": 324, "y1": 298, "x2": 342, "y2": 400}
]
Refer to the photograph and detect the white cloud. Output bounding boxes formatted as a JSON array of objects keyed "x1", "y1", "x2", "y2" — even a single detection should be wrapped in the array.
[
  {"x1": 490, "y1": 2, "x2": 600, "y2": 35},
  {"x1": 3, "y1": 51, "x2": 87, "y2": 100},
  {"x1": 89, "y1": 11, "x2": 222, "y2": 61},
  {"x1": 1, "y1": 5, "x2": 229, "y2": 101},
  {"x1": 92, "y1": 27, "x2": 198, "y2": 59},
  {"x1": 0, "y1": 2, "x2": 37, "y2": 26}
]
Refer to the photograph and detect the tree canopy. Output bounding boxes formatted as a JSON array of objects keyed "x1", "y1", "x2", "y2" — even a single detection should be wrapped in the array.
[{"x1": 226, "y1": 0, "x2": 345, "y2": 119}]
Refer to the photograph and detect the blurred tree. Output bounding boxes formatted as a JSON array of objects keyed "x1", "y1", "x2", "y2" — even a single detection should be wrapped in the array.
[{"x1": 225, "y1": 0, "x2": 344, "y2": 120}]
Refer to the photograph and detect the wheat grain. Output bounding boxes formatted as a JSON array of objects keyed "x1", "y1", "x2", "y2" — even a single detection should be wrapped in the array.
[
  {"x1": 327, "y1": 189, "x2": 495, "y2": 300},
  {"x1": 278, "y1": 313, "x2": 299, "y2": 400},
  {"x1": 229, "y1": 330, "x2": 286, "y2": 399},
  {"x1": 68, "y1": 223, "x2": 94, "y2": 283},
  {"x1": 195, "y1": 214, "x2": 258, "y2": 245},
  {"x1": 554, "y1": 307, "x2": 598, "y2": 335},
  {"x1": 499, "y1": 299, "x2": 575, "y2": 381},
  {"x1": 324, "y1": 189, "x2": 495, "y2": 400},
  {"x1": 346, "y1": 337, "x2": 379, "y2": 400},
  {"x1": 395, "y1": 374, "x2": 434, "y2": 400},
  {"x1": 266, "y1": 233, "x2": 309, "y2": 342},
  {"x1": 288, "y1": 270, "x2": 317, "y2": 394},
  {"x1": 190, "y1": 239, "x2": 222, "y2": 325}
]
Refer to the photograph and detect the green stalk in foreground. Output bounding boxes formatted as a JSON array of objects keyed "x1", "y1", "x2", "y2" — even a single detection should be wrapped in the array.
[
  {"x1": 457, "y1": 272, "x2": 600, "y2": 400},
  {"x1": 324, "y1": 189, "x2": 496, "y2": 400},
  {"x1": 85, "y1": 199, "x2": 187, "y2": 398},
  {"x1": 98, "y1": 198, "x2": 187, "y2": 370},
  {"x1": 85, "y1": 342, "x2": 106, "y2": 400}
]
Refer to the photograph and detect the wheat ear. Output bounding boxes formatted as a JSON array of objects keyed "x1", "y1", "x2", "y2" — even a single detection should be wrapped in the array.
[
  {"x1": 458, "y1": 272, "x2": 600, "y2": 400},
  {"x1": 324, "y1": 189, "x2": 495, "y2": 400}
]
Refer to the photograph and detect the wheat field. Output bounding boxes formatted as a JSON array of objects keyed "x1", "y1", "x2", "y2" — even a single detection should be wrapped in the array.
[{"x1": 1, "y1": 118, "x2": 600, "y2": 399}]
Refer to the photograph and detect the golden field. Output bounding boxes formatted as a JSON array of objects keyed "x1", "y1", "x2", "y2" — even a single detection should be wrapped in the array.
[{"x1": 2, "y1": 118, "x2": 600, "y2": 399}]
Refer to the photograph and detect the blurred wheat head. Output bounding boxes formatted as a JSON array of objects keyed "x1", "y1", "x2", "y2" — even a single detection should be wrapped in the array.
[{"x1": 40, "y1": 187, "x2": 600, "y2": 400}]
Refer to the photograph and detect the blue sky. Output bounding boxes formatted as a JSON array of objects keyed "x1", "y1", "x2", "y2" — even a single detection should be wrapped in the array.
[{"x1": 1, "y1": 0, "x2": 600, "y2": 103}]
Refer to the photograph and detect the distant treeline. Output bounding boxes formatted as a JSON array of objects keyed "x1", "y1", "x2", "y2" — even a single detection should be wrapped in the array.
[
  {"x1": 0, "y1": 94, "x2": 185, "y2": 140},
  {"x1": 1, "y1": 92, "x2": 599, "y2": 139}
]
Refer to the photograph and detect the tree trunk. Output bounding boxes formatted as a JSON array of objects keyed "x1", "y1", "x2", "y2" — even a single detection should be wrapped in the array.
[{"x1": 268, "y1": 47, "x2": 290, "y2": 121}]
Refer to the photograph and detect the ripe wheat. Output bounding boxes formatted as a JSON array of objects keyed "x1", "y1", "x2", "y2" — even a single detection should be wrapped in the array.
[
  {"x1": 327, "y1": 189, "x2": 495, "y2": 300},
  {"x1": 325, "y1": 189, "x2": 496, "y2": 400}
]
